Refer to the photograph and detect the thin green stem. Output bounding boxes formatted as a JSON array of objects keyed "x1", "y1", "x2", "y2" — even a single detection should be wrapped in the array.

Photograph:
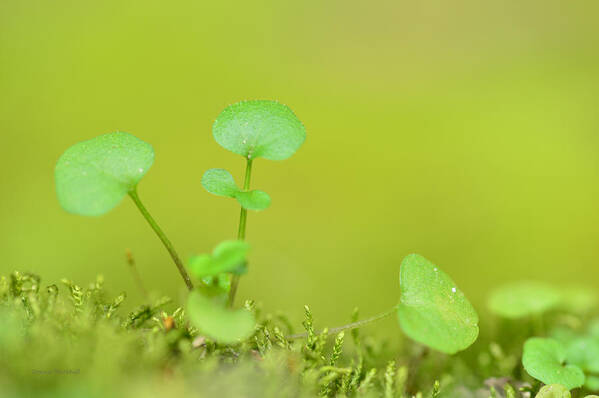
[
  {"x1": 128, "y1": 188, "x2": 194, "y2": 291},
  {"x1": 286, "y1": 305, "x2": 398, "y2": 340},
  {"x1": 229, "y1": 158, "x2": 253, "y2": 306}
]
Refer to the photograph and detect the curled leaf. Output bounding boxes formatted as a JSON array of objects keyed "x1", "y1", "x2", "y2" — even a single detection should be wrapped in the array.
[
  {"x1": 534, "y1": 384, "x2": 571, "y2": 398},
  {"x1": 55, "y1": 132, "x2": 154, "y2": 216}
]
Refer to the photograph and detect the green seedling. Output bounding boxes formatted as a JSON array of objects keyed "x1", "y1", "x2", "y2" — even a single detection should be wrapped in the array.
[
  {"x1": 203, "y1": 100, "x2": 306, "y2": 304},
  {"x1": 55, "y1": 132, "x2": 194, "y2": 290},
  {"x1": 522, "y1": 337, "x2": 585, "y2": 390},
  {"x1": 488, "y1": 282, "x2": 562, "y2": 319},
  {"x1": 288, "y1": 254, "x2": 479, "y2": 355}
]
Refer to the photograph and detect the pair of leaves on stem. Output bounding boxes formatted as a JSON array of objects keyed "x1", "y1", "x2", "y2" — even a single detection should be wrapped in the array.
[{"x1": 201, "y1": 169, "x2": 271, "y2": 211}]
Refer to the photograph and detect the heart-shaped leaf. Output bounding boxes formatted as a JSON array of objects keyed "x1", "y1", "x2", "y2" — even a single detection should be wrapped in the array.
[
  {"x1": 186, "y1": 290, "x2": 255, "y2": 344},
  {"x1": 534, "y1": 384, "x2": 571, "y2": 398},
  {"x1": 201, "y1": 168, "x2": 271, "y2": 211},
  {"x1": 55, "y1": 132, "x2": 154, "y2": 216},
  {"x1": 397, "y1": 254, "x2": 479, "y2": 354},
  {"x1": 522, "y1": 337, "x2": 585, "y2": 390},
  {"x1": 213, "y1": 100, "x2": 306, "y2": 161},
  {"x1": 488, "y1": 282, "x2": 562, "y2": 319},
  {"x1": 188, "y1": 240, "x2": 250, "y2": 278}
]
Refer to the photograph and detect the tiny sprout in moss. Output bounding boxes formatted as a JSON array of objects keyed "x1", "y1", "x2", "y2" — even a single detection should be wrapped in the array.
[{"x1": 522, "y1": 337, "x2": 585, "y2": 390}]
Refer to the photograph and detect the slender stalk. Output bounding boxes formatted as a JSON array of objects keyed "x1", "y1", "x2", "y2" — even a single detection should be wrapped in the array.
[
  {"x1": 229, "y1": 158, "x2": 253, "y2": 306},
  {"x1": 128, "y1": 188, "x2": 194, "y2": 291},
  {"x1": 125, "y1": 249, "x2": 149, "y2": 300},
  {"x1": 286, "y1": 305, "x2": 398, "y2": 340}
]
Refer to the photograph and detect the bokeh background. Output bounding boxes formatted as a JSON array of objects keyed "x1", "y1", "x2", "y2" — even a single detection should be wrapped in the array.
[{"x1": 1, "y1": 1, "x2": 599, "y2": 334}]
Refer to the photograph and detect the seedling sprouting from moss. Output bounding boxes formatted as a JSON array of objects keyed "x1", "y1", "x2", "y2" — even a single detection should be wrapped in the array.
[
  {"x1": 287, "y1": 254, "x2": 479, "y2": 355},
  {"x1": 54, "y1": 132, "x2": 194, "y2": 290},
  {"x1": 202, "y1": 100, "x2": 306, "y2": 304},
  {"x1": 54, "y1": 102, "x2": 480, "y2": 350}
]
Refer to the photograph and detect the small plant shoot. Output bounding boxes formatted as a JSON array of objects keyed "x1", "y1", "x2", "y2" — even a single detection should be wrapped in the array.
[
  {"x1": 204, "y1": 100, "x2": 306, "y2": 305},
  {"x1": 397, "y1": 254, "x2": 479, "y2": 354},
  {"x1": 522, "y1": 337, "x2": 585, "y2": 390},
  {"x1": 55, "y1": 132, "x2": 194, "y2": 290}
]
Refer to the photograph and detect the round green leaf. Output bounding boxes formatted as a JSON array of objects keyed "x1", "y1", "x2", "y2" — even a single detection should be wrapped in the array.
[
  {"x1": 522, "y1": 337, "x2": 585, "y2": 390},
  {"x1": 234, "y1": 190, "x2": 271, "y2": 211},
  {"x1": 188, "y1": 241, "x2": 250, "y2": 278},
  {"x1": 201, "y1": 169, "x2": 238, "y2": 197},
  {"x1": 488, "y1": 282, "x2": 561, "y2": 319},
  {"x1": 397, "y1": 254, "x2": 479, "y2": 354},
  {"x1": 213, "y1": 100, "x2": 306, "y2": 160},
  {"x1": 187, "y1": 291, "x2": 255, "y2": 344},
  {"x1": 55, "y1": 132, "x2": 154, "y2": 216},
  {"x1": 535, "y1": 384, "x2": 571, "y2": 398}
]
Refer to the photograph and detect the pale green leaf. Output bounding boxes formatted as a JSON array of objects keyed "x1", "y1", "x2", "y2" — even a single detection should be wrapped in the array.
[
  {"x1": 213, "y1": 100, "x2": 306, "y2": 160},
  {"x1": 186, "y1": 291, "x2": 255, "y2": 344},
  {"x1": 201, "y1": 169, "x2": 238, "y2": 197},
  {"x1": 188, "y1": 241, "x2": 250, "y2": 278},
  {"x1": 234, "y1": 190, "x2": 271, "y2": 211},
  {"x1": 534, "y1": 384, "x2": 571, "y2": 398},
  {"x1": 55, "y1": 132, "x2": 154, "y2": 216},
  {"x1": 488, "y1": 282, "x2": 561, "y2": 319},
  {"x1": 522, "y1": 337, "x2": 585, "y2": 390},
  {"x1": 565, "y1": 337, "x2": 599, "y2": 373},
  {"x1": 397, "y1": 254, "x2": 479, "y2": 354}
]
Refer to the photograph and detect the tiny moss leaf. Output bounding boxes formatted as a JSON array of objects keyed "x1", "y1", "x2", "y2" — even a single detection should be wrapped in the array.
[
  {"x1": 187, "y1": 290, "x2": 255, "y2": 344},
  {"x1": 213, "y1": 100, "x2": 306, "y2": 161},
  {"x1": 522, "y1": 337, "x2": 585, "y2": 390},
  {"x1": 488, "y1": 282, "x2": 562, "y2": 319},
  {"x1": 55, "y1": 132, "x2": 154, "y2": 216},
  {"x1": 397, "y1": 254, "x2": 479, "y2": 354}
]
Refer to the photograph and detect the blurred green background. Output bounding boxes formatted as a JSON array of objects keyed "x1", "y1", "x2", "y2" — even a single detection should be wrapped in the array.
[{"x1": 1, "y1": 1, "x2": 599, "y2": 333}]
